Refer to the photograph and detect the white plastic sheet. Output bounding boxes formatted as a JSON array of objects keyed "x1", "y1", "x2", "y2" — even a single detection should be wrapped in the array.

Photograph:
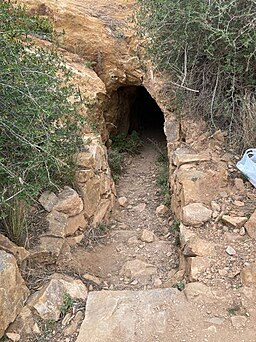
[{"x1": 236, "y1": 149, "x2": 256, "y2": 187}]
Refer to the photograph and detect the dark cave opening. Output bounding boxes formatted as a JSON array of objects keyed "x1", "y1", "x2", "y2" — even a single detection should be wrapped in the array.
[{"x1": 113, "y1": 85, "x2": 166, "y2": 141}]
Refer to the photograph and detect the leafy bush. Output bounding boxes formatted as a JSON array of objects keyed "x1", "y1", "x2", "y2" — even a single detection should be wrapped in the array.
[
  {"x1": 137, "y1": 0, "x2": 256, "y2": 150},
  {"x1": 0, "y1": 1, "x2": 83, "y2": 242}
]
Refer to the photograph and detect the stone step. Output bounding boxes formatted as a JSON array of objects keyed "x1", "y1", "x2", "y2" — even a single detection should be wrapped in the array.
[{"x1": 75, "y1": 288, "x2": 253, "y2": 342}]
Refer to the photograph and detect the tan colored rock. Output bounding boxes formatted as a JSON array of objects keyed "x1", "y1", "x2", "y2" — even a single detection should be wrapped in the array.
[
  {"x1": 244, "y1": 209, "x2": 256, "y2": 239},
  {"x1": 225, "y1": 246, "x2": 237, "y2": 256},
  {"x1": 38, "y1": 191, "x2": 58, "y2": 212},
  {"x1": 64, "y1": 311, "x2": 84, "y2": 336},
  {"x1": 7, "y1": 307, "x2": 40, "y2": 339},
  {"x1": 179, "y1": 224, "x2": 196, "y2": 249},
  {"x1": 184, "y1": 282, "x2": 215, "y2": 303},
  {"x1": 0, "y1": 234, "x2": 29, "y2": 264},
  {"x1": 140, "y1": 229, "x2": 155, "y2": 243},
  {"x1": 27, "y1": 273, "x2": 88, "y2": 321},
  {"x1": 80, "y1": 177, "x2": 101, "y2": 218},
  {"x1": 83, "y1": 274, "x2": 102, "y2": 286},
  {"x1": 66, "y1": 234, "x2": 84, "y2": 246},
  {"x1": 120, "y1": 259, "x2": 157, "y2": 282},
  {"x1": 54, "y1": 187, "x2": 83, "y2": 217},
  {"x1": 65, "y1": 213, "x2": 87, "y2": 236},
  {"x1": 0, "y1": 251, "x2": 30, "y2": 338},
  {"x1": 6, "y1": 333, "x2": 20, "y2": 341},
  {"x1": 231, "y1": 316, "x2": 247, "y2": 329},
  {"x1": 92, "y1": 199, "x2": 111, "y2": 226},
  {"x1": 163, "y1": 270, "x2": 185, "y2": 288},
  {"x1": 182, "y1": 203, "x2": 212, "y2": 226},
  {"x1": 234, "y1": 178, "x2": 245, "y2": 191},
  {"x1": 240, "y1": 263, "x2": 256, "y2": 286},
  {"x1": 222, "y1": 215, "x2": 247, "y2": 229},
  {"x1": 234, "y1": 200, "x2": 245, "y2": 207},
  {"x1": 76, "y1": 169, "x2": 95, "y2": 184},
  {"x1": 127, "y1": 236, "x2": 139, "y2": 245},
  {"x1": 183, "y1": 237, "x2": 216, "y2": 257},
  {"x1": 118, "y1": 197, "x2": 128, "y2": 207},
  {"x1": 46, "y1": 210, "x2": 68, "y2": 237},
  {"x1": 31, "y1": 236, "x2": 65, "y2": 263},
  {"x1": 186, "y1": 256, "x2": 211, "y2": 282},
  {"x1": 173, "y1": 148, "x2": 210, "y2": 167},
  {"x1": 156, "y1": 204, "x2": 169, "y2": 216}
]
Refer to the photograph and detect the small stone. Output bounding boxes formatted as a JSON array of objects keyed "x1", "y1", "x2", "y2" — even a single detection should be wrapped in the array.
[
  {"x1": 62, "y1": 313, "x2": 72, "y2": 327},
  {"x1": 211, "y1": 201, "x2": 220, "y2": 212},
  {"x1": 226, "y1": 246, "x2": 237, "y2": 256},
  {"x1": 118, "y1": 197, "x2": 128, "y2": 207},
  {"x1": 140, "y1": 229, "x2": 155, "y2": 243},
  {"x1": 222, "y1": 215, "x2": 247, "y2": 228},
  {"x1": 119, "y1": 259, "x2": 157, "y2": 282},
  {"x1": 231, "y1": 315, "x2": 247, "y2": 329},
  {"x1": 219, "y1": 269, "x2": 228, "y2": 277},
  {"x1": 234, "y1": 178, "x2": 245, "y2": 191},
  {"x1": 156, "y1": 205, "x2": 169, "y2": 216},
  {"x1": 234, "y1": 200, "x2": 245, "y2": 207},
  {"x1": 240, "y1": 227, "x2": 246, "y2": 236},
  {"x1": 127, "y1": 236, "x2": 139, "y2": 245},
  {"x1": 134, "y1": 203, "x2": 146, "y2": 212},
  {"x1": 66, "y1": 234, "x2": 84, "y2": 246},
  {"x1": 82, "y1": 274, "x2": 102, "y2": 286},
  {"x1": 6, "y1": 333, "x2": 20, "y2": 341}
]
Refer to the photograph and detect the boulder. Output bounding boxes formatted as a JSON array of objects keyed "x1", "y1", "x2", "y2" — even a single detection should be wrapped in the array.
[
  {"x1": 53, "y1": 187, "x2": 83, "y2": 217},
  {"x1": 0, "y1": 251, "x2": 30, "y2": 338},
  {"x1": 0, "y1": 234, "x2": 29, "y2": 264},
  {"x1": 38, "y1": 191, "x2": 58, "y2": 212},
  {"x1": 244, "y1": 209, "x2": 256, "y2": 239},
  {"x1": 182, "y1": 203, "x2": 212, "y2": 226},
  {"x1": 27, "y1": 273, "x2": 88, "y2": 321},
  {"x1": 240, "y1": 263, "x2": 256, "y2": 286},
  {"x1": 179, "y1": 224, "x2": 196, "y2": 249},
  {"x1": 92, "y1": 199, "x2": 111, "y2": 226}
]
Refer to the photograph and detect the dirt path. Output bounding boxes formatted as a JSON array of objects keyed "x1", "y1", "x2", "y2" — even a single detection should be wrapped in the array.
[{"x1": 69, "y1": 133, "x2": 179, "y2": 291}]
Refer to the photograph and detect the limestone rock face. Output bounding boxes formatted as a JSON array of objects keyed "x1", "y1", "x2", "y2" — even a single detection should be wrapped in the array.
[
  {"x1": 182, "y1": 203, "x2": 212, "y2": 226},
  {"x1": 0, "y1": 251, "x2": 30, "y2": 338},
  {"x1": 27, "y1": 273, "x2": 88, "y2": 321}
]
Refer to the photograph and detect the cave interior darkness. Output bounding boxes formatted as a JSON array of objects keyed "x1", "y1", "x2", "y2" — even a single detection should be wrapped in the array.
[{"x1": 115, "y1": 85, "x2": 166, "y2": 141}]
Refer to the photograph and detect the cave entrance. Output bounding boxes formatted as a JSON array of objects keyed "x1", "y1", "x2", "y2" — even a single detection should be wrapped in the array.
[{"x1": 111, "y1": 85, "x2": 166, "y2": 142}]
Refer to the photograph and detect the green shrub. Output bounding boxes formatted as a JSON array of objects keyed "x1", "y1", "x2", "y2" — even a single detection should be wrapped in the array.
[
  {"x1": 137, "y1": 0, "x2": 256, "y2": 150},
  {"x1": 0, "y1": 1, "x2": 84, "y2": 243},
  {"x1": 157, "y1": 151, "x2": 170, "y2": 206}
]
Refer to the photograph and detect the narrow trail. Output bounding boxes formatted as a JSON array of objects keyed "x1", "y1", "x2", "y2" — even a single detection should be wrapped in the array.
[{"x1": 70, "y1": 133, "x2": 179, "y2": 291}]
